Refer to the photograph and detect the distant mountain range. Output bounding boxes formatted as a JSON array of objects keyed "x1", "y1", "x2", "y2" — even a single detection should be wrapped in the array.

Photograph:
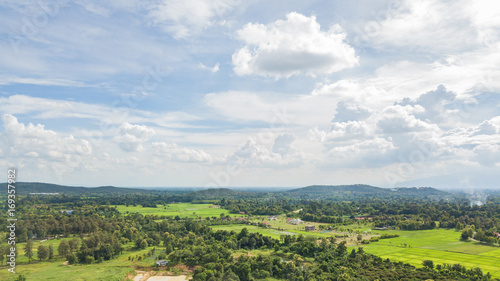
[
  {"x1": 0, "y1": 182, "x2": 156, "y2": 195},
  {"x1": 0, "y1": 182, "x2": 453, "y2": 200},
  {"x1": 282, "y1": 184, "x2": 451, "y2": 200}
]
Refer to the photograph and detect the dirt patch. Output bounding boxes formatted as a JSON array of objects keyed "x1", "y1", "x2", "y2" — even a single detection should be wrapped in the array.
[
  {"x1": 134, "y1": 270, "x2": 150, "y2": 281},
  {"x1": 147, "y1": 276, "x2": 191, "y2": 281}
]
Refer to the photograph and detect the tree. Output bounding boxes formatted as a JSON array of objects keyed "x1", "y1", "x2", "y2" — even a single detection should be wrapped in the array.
[
  {"x1": 24, "y1": 240, "x2": 34, "y2": 263},
  {"x1": 69, "y1": 238, "x2": 80, "y2": 253},
  {"x1": 67, "y1": 253, "x2": 77, "y2": 265},
  {"x1": 48, "y1": 244, "x2": 54, "y2": 259},
  {"x1": 222, "y1": 269, "x2": 240, "y2": 281},
  {"x1": 461, "y1": 228, "x2": 473, "y2": 240},
  {"x1": 58, "y1": 240, "x2": 70, "y2": 258},
  {"x1": 0, "y1": 245, "x2": 6, "y2": 265},
  {"x1": 37, "y1": 245, "x2": 49, "y2": 260},
  {"x1": 422, "y1": 260, "x2": 434, "y2": 270},
  {"x1": 139, "y1": 239, "x2": 148, "y2": 249}
]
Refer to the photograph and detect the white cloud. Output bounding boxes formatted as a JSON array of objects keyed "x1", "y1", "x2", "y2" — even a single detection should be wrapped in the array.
[
  {"x1": 0, "y1": 95, "x2": 200, "y2": 129},
  {"x1": 199, "y1": 62, "x2": 220, "y2": 73},
  {"x1": 377, "y1": 105, "x2": 438, "y2": 134},
  {"x1": 0, "y1": 76, "x2": 87, "y2": 87},
  {"x1": 323, "y1": 137, "x2": 396, "y2": 168},
  {"x1": 471, "y1": 117, "x2": 500, "y2": 136},
  {"x1": 113, "y1": 122, "x2": 156, "y2": 152},
  {"x1": 272, "y1": 134, "x2": 295, "y2": 157},
  {"x1": 332, "y1": 101, "x2": 372, "y2": 123},
  {"x1": 366, "y1": 0, "x2": 500, "y2": 52},
  {"x1": 226, "y1": 136, "x2": 303, "y2": 168},
  {"x1": 152, "y1": 141, "x2": 212, "y2": 163},
  {"x1": 232, "y1": 12, "x2": 358, "y2": 78},
  {"x1": 0, "y1": 114, "x2": 93, "y2": 170},
  {"x1": 148, "y1": 0, "x2": 238, "y2": 39}
]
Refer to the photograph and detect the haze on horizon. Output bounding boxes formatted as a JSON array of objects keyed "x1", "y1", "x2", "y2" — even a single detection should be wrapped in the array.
[{"x1": 0, "y1": 0, "x2": 499, "y2": 190}]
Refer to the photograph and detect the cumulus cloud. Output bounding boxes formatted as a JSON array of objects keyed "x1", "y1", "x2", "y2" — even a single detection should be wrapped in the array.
[
  {"x1": 148, "y1": 0, "x2": 238, "y2": 39},
  {"x1": 0, "y1": 114, "x2": 92, "y2": 165},
  {"x1": 332, "y1": 101, "x2": 372, "y2": 123},
  {"x1": 152, "y1": 141, "x2": 212, "y2": 163},
  {"x1": 232, "y1": 12, "x2": 358, "y2": 78},
  {"x1": 377, "y1": 105, "x2": 437, "y2": 134},
  {"x1": 471, "y1": 118, "x2": 500, "y2": 136},
  {"x1": 227, "y1": 136, "x2": 303, "y2": 168},
  {"x1": 396, "y1": 85, "x2": 456, "y2": 124},
  {"x1": 113, "y1": 123, "x2": 156, "y2": 152}
]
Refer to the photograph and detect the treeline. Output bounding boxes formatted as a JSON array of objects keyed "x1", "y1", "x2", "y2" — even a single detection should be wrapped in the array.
[{"x1": 159, "y1": 223, "x2": 491, "y2": 281}]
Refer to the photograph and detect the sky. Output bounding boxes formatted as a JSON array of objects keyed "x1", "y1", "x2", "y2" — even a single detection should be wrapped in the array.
[{"x1": 0, "y1": 0, "x2": 499, "y2": 189}]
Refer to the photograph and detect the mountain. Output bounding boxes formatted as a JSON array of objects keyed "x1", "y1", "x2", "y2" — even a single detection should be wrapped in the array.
[
  {"x1": 284, "y1": 184, "x2": 452, "y2": 200},
  {"x1": 0, "y1": 182, "x2": 156, "y2": 195}
]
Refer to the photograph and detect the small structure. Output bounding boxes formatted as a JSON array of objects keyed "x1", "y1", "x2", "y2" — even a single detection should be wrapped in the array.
[
  {"x1": 239, "y1": 211, "x2": 245, "y2": 215},
  {"x1": 268, "y1": 216, "x2": 278, "y2": 221},
  {"x1": 304, "y1": 225, "x2": 316, "y2": 231},
  {"x1": 289, "y1": 219, "x2": 303, "y2": 225},
  {"x1": 156, "y1": 260, "x2": 168, "y2": 266},
  {"x1": 354, "y1": 216, "x2": 373, "y2": 220}
]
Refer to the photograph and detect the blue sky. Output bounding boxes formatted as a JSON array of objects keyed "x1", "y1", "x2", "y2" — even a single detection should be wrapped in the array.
[{"x1": 0, "y1": 0, "x2": 499, "y2": 189}]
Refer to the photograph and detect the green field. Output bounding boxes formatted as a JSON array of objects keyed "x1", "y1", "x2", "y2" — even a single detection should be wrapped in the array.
[
  {"x1": 115, "y1": 203, "x2": 239, "y2": 218},
  {"x1": 211, "y1": 224, "x2": 291, "y2": 240},
  {"x1": 360, "y1": 229, "x2": 500, "y2": 278},
  {"x1": 212, "y1": 216, "x2": 372, "y2": 242},
  {"x1": 0, "y1": 240, "x2": 169, "y2": 281},
  {"x1": 213, "y1": 224, "x2": 500, "y2": 279}
]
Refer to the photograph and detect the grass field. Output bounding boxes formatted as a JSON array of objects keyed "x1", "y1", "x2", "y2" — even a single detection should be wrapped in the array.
[
  {"x1": 115, "y1": 203, "x2": 239, "y2": 219},
  {"x1": 360, "y1": 229, "x2": 500, "y2": 279},
  {"x1": 0, "y1": 239, "x2": 169, "y2": 281}
]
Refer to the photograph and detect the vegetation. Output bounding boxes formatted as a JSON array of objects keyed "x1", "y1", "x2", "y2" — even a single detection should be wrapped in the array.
[{"x1": 0, "y1": 183, "x2": 498, "y2": 280}]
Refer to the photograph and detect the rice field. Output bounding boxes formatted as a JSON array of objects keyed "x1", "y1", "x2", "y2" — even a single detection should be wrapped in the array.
[{"x1": 360, "y1": 229, "x2": 500, "y2": 279}]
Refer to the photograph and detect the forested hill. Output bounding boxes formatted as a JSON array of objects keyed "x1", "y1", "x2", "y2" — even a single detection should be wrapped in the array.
[
  {"x1": 0, "y1": 182, "x2": 156, "y2": 195},
  {"x1": 284, "y1": 184, "x2": 452, "y2": 200}
]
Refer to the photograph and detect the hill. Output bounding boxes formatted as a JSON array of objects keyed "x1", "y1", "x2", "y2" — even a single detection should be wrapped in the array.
[
  {"x1": 284, "y1": 184, "x2": 452, "y2": 200},
  {"x1": 0, "y1": 182, "x2": 156, "y2": 195}
]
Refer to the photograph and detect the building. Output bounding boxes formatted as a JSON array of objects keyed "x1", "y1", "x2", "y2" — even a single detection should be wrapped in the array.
[
  {"x1": 268, "y1": 216, "x2": 278, "y2": 221},
  {"x1": 156, "y1": 260, "x2": 168, "y2": 266},
  {"x1": 304, "y1": 225, "x2": 315, "y2": 231}
]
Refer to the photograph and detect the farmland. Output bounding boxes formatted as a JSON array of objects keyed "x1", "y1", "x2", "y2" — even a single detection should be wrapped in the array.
[
  {"x1": 360, "y1": 229, "x2": 500, "y2": 278},
  {"x1": 211, "y1": 219, "x2": 500, "y2": 278},
  {"x1": 115, "y1": 203, "x2": 238, "y2": 218}
]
